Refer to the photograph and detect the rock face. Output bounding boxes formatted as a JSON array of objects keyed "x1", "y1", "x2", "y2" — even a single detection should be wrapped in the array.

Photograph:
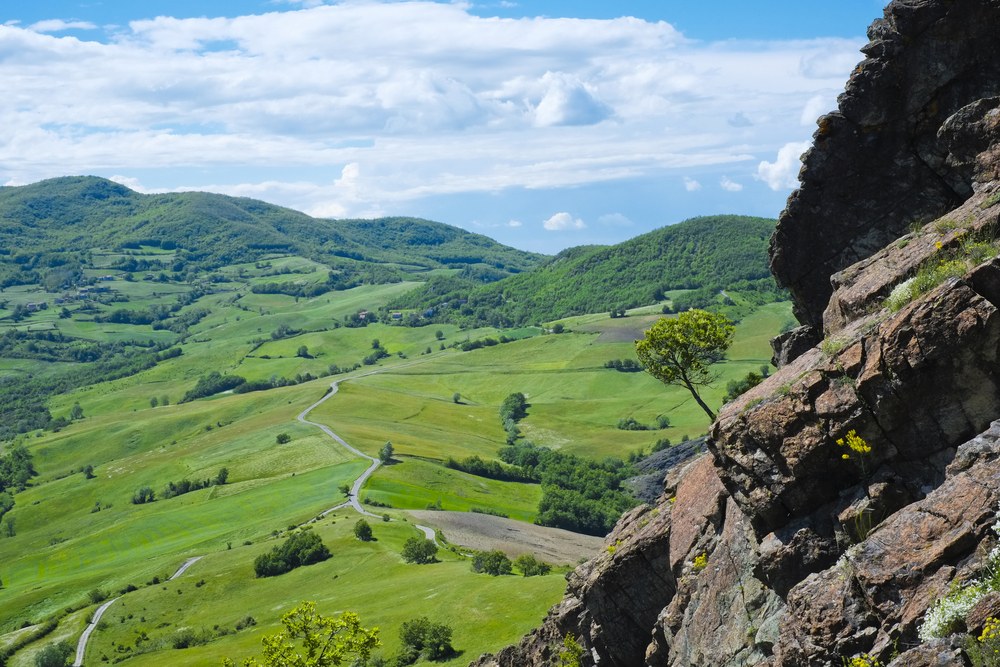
[
  {"x1": 470, "y1": 2, "x2": 1000, "y2": 666},
  {"x1": 770, "y1": 0, "x2": 1000, "y2": 329}
]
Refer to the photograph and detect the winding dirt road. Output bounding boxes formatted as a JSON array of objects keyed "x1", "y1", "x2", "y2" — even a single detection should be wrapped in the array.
[
  {"x1": 297, "y1": 381, "x2": 383, "y2": 518},
  {"x1": 73, "y1": 365, "x2": 432, "y2": 665}
]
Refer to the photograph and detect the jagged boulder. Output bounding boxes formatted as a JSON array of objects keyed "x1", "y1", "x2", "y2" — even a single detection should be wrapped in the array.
[{"x1": 771, "y1": 0, "x2": 1000, "y2": 329}]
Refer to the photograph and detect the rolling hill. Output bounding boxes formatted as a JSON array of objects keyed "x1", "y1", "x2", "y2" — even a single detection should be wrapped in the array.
[
  {"x1": 390, "y1": 215, "x2": 784, "y2": 327},
  {"x1": 0, "y1": 176, "x2": 545, "y2": 291}
]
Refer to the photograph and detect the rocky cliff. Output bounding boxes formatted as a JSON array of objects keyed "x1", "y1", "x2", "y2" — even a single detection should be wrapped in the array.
[{"x1": 471, "y1": 1, "x2": 1000, "y2": 665}]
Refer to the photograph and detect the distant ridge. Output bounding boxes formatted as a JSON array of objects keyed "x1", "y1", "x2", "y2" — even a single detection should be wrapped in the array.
[
  {"x1": 392, "y1": 215, "x2": 782, "y2": 326},
  {"x1": 0, "y1": 176, "x2": 545, "y2": 288}
]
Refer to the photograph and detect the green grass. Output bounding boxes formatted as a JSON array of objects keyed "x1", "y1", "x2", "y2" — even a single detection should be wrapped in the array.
[
  {"x1": 0, "y1": 248, "x2": 791, "y2": 666},
  {"x1": 80, "y1": 514, "x2": 564, "y2": 666},
  {"x1": 363, "y1": 458, "x2": 542, "y2": 522}
]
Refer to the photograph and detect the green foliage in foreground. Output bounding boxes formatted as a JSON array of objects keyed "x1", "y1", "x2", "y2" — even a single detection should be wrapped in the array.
[
  {"x1": 223, "y1": 601, "x2": 380, "y2": 667},
  {"x1": 254, "y1": 531, "x2": 332, "y2": 578}
]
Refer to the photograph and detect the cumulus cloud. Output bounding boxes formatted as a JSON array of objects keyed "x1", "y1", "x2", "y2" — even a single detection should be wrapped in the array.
[
  {"x1": 543, "y1": 212, "x2": 586, "y2": 231},
  {"x1": 508, "y1": 219, "x2": 523, "y2": 228},
  {"x1": 683, "y1": 177, "x2": 702, "y2": 192},
  {"x1": 533, "y1": 72, "x2": 612, "y2": 127},
  {"x1": 756, "y1": 141, "x2": 810, "y2": 190},
  {"x1": 720, "y1": 176, "x2": 743, "y2": 192},
  {"x1": 0, "y1": 3, "x2": 864, "y2": 219}
]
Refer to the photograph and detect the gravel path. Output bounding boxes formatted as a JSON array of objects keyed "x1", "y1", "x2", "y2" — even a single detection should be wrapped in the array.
[
  {"x1": 297, "y1": 372, "x2": 439, "y2": 542},
  {"x1": 73, "y1": 597, "x2": 121, "y2": 667}
]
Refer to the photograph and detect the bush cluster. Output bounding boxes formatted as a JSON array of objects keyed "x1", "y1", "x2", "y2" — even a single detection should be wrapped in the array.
[
  {"x1": 253, "y1": 531, "x2": 331, "y2": 578},
  {"x1": 401, "y1": 537, "x2": 437, "y2": 564}
]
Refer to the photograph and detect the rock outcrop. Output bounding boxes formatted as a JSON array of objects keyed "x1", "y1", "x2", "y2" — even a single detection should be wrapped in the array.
[
  {"x1": 770, "y1": 0, "x2": 1000, "y2": 331},
  {"x1": 471, "y1": 1, "x2": 1000, "y2": 666}
]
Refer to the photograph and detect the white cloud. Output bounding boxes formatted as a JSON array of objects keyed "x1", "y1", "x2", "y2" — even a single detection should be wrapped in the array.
[
  {"x1": 0, "y1": 4, "x2": 864, "y2": 219},
  {"x1": 533, "y1": 72, "x2": 612, "y2": 127},
  {"x1": 800, "y1": 94, "x2": 832, "y2": 126},
  {"x1": 28, "y1": 19, "x2": 97, "y2": 33},
  {"x1": 720, "y1": 176, "x2": 743, "y2": 192},
  {"x1": 756, "y1": 140, "x2": 810, "y2": 190},
  {"x1": 543, "y1": 212, "x2": 586, "y2": 231},
  {"x1": 683, "y1": 177, "x2": 702, "y2": 192},
  {"x1": 108, "y1": 175, "x2": 153, "y2": 193},
  {"x1": 507, "y1": 219, "x2": 523, "y2": 228}
]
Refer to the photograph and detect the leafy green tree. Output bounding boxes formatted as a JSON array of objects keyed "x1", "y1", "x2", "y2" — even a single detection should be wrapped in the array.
[
  {"x1": 214, "y1": 467, "x2": 229, "y2": 485},
  {"x1": 34, "y1": 640, "x2": 74, "y2": 667},
  {"x1": 131, "y1": 486, "x2": 155, "y2": 504},
  {"x1": 223, "y1": 601, "x2": 379, "y2": 667},
  {"x1": 276, "y1": 433, "x2": 291, "y2": 445},
  {"x1": 513, "y1": 553, "x2": 551, "y2": 577},
  {"x1": 254, "y1": 531, "x2": 331, "y2": 578},
  {"x1": 297, "y1": 345, "x2": 310, "y2": 358},
  {"x1": 83, "y1": 464, "x2": 95, "y2": 479},
  {"x1": 635, "y1": 309, "x2": 735, "y2": 421},
  {"x1": 398, "y1": 617, "x2": 454, "y2": 662},
  {"x1": 149, "y1": 396, "x2": 158, "y2": 408},
  {"x1": 353, "y1": 519, "x2": 373, "y2": 542},
  {"x1": 435, "y1": 330, "x2": 444, "y2": 340},
  {"x1": 70, "y1": 402, "x2": 84, "y2": 420},
  {"x1": 471, "y1": 550, "x2": 512, "y2": 576},
  {"x1": 2, "y1": 515, "x2": 14, "y2": 537},
  {"x1": 452, "y1": 392, "x2": 461, "y2": 404},
  {"x1": 401, "y1": 537, "x2": 437, "y2": 564},
  {"x1": 378, "y1": 441, "x2": 394, "y2": 464}
]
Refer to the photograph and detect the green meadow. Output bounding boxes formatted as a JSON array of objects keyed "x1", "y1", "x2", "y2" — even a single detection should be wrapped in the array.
[{"x1": 0, "y1": 247, "x2": 791, "y2": 665}]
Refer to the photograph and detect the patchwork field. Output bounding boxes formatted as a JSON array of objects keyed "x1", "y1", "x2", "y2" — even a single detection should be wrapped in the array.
[{"x1": 0, "y1": 254, "x2": 791, "y2": 666}]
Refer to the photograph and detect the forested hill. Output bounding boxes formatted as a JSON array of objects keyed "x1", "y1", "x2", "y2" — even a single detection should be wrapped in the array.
[
  {"x1": 0, "y1": 176, "x2": 545, "y2": 288},
  {"x1": 391, "y1": 215, "x2": 782, "y2": 327}
]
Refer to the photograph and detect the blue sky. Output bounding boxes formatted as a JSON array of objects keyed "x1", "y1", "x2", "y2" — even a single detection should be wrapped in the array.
[{"x1": 1, "y1": 1, "x2": 885, "y2": 253}]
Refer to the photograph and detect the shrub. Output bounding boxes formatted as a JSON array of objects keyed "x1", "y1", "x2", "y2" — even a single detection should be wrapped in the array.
[
  {"x1": 471, "y1": 550, "x2": 512, "y2": 576},
  {"x1": 723, "y1": 371, "x2": 764, "y2": 402},
  {"x1": 398, "y1": 617, "x2": 455, "y2": 662},
  {"x1": 616, "y1": 417, "x2": 649, "y2": 431},
  {"x1": 34, "y1": 641, "x2": 73, "y2": 667},
  {"x1": 918, "y1": 579, "x2": 986, "y2": 641},
  {"x1": 253, "y1": 531, "x2": 331, "y2": 578},
  {"x1": 276, "y1": 433, "x2": 291, "y2": 445},
  {"x1": 401, "y1": 537, "x2": 437, "y2": 564},
  {"x1": 513, "y1": 553, "x2": 551, "y2": 577},
  {"x1": 131, "y1": 486, "x2": 155, "y2": 504},
  {"x1": 354, "y1": 519, "x2": 373, "y2": 542}
]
